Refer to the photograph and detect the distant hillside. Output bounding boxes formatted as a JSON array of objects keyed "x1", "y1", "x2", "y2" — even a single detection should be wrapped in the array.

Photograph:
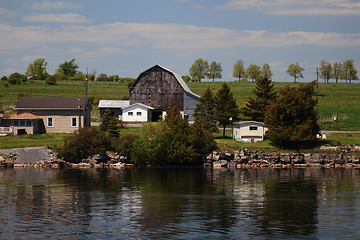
[{"x1": 1, "y1": 80, "x2": 359, "y2": 131}]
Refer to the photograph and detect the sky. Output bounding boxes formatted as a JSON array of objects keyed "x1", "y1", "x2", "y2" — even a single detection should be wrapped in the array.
[{"x1": 1, "y1": 0, "x2": 360, "y2": 82}]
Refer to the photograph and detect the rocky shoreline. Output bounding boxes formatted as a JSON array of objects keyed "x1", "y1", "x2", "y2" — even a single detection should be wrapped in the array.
[
  {"x1": 0, "y1": 145, "x2": 359, "y2": 169},
  {"x1": 206, "y1": 146, "x2": 360, "y2": 169}
]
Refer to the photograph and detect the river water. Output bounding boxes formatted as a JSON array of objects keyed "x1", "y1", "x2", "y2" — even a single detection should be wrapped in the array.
[{"x1": 0, "y1": 167, "x2": 359, "y2": 239}]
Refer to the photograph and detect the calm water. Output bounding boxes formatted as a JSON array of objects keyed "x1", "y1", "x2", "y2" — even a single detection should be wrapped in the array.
[{"x1": 0, "y1": 167, "x2": 360, "y2": 239}]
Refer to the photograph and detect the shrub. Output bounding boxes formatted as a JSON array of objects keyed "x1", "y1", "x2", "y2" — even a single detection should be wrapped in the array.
[
  {"x1": 57, "y1": 128, "x2": 112, "y2": 163},
  {"x1": 8, "y1": 73, "x2": 27, "y2": 84},
  {"x1": 45, "y1": 75, "x2": 57, "y2": 85}
]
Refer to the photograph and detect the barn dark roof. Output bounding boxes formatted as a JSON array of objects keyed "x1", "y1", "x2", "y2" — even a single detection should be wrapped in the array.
[
  {"x1": 131, "y1": 64, "x2": 200, "y2": 99},
  {"x1": 16, "y1": 97, "x2": 90, "y2": 110}
]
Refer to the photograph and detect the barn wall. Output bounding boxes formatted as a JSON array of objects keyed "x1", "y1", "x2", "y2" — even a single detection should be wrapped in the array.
[
  {"x1": 184, "y1": 92, "x2": 200, "y2": 122},
  {"x1": 130, "y1": 66, "x2": 184, "y2": 111}
]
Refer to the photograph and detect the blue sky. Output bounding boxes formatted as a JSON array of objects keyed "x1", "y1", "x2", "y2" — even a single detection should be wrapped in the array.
[{"x1": 1, "y1": 0, "x2": 360, "y2": 82}]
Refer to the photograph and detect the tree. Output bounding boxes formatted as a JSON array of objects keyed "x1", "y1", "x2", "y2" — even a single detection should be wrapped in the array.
[
  {"x1": 58, "y1": 59, "x2": 78, "y2": 78},
  {"x1": 319, "y1": 60, "x2": 332, "y2": 83},
  {"x1": 261, "y1": 63, "x2": 273, "y2": 79},
  {"x1": 342, "y1": 59, "x2": 358, "y2": 83},
  {"x1": 193, "y1": 88, "x2": 217, "y2": 132},
  {"x1": 45, "y1": 75, "x2": 57, "y2": 85},
  {"x1": 26, "y1": 58, "x2": 48, "y2": 80},
  {"x1": 215, "y1": 83, "x2": 240, "y2": 138},
  {"x1": 189, "y1": 58, "x2": 209, "y2": 82},
  {"x1": 233, "y1": 60, "x2": 245, "y2": 81},
  {"x1": 182, "y1": 75, "x2": 191, "y2": 82},
  {"x1": 245, "y1": 64, "x2": 261, "y2": 82},
  {"x1": 207, "y1": 61, "x2": 222, "y2": 82},
  {"x1": 242, "y1": 76, "x2": 277, "y2": 122},
  {"x1": 100, "y1": 108, "x2": 120, "y2": 139},
  {"x1": 7, "y1": 73, "x2": 27, "y2": 85},
  {"x1": 286, "y1": 63, "x2": 304, "y2": 83},
  {"x1": 265, "y1": 81, "x2": 320, "y2": 149},
  {"x1": 57, "y1": 128, "x2": 112, "y2": 163},
  {"x1": 332, "y1": 61, "x2": 342, "y2": 83}
]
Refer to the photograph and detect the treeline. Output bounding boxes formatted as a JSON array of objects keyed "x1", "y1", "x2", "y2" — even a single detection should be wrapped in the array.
[
  {"x1": 183, "y1": 58, "x2": 358, "y2": 83},
  {"x1": 1, "y1": 58, "x2": 135, "y2": 86},
  {"x1": 2, "y1": 57, "x2": 358, "y2": 87}
]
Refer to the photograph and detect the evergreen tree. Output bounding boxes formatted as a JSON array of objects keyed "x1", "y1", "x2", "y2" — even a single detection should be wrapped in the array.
[
  {"x1": 100, "y1": 109, "x2": 120, "y2": 138},
  {"x1": 215, "y1": 83, "x2": 240, "y2": 138},
  {"x1": 242, "y1": 76, "x2": 277, "y2": 122},
  {"x1": 265, "y1": 81, "x2": 320, "y2": 149},
  {"x1": 193, "y1": 88, "x2": 217, "y2": 132}
]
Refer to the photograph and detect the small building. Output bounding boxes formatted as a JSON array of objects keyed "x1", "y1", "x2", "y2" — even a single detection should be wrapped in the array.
[
  {"x1": 15, "y1": 97, "x2": 91, "y2": 134},
  {"x1": 122, "y1": 103, "x2": 155, "y2": 122},
  {"x1": 7, "y1": 113, "x2": 44, "y2": 135},
  {"x1": 98, "y1": 100, "x2": 130, "y2": 120},
  {"x1": 129, "y1": 65, "x2": 199, "y2": 121},
  {"x1": 233, "y1": 121, "x2": 268, "y2": 143}
]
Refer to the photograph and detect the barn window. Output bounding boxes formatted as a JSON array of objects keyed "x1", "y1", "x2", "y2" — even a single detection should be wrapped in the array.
[
  {"x1": 128, "y1": 112, "x2": 133, "y2": 116},
  {"x1": 249, "y1": 126, "x2": 258, "y2": 131},
  {"x1": 137, "y1": 112, "x2": 142, "y2": 116}
]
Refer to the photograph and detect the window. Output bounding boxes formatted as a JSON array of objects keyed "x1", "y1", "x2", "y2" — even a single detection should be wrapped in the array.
[
  {"x1": 128, "y1": 112, "x2": 133, "y2": 116},
  {"x1": 14, "y1": 120, "x2": 32, "y2": 127},
  {"x1": 48, "y1": 118, "x2": 53, "y2": 127},
  {"x1": 71, "y1": 117, "x2": 78, "y2": 127},
  {"x1": 137, "y1": 112, "x2": 142, "y2": 116},
  {"x1": 249, "y1": 126, "x2": 258, "y2": 131},
  {"x1": 26, "y1": 120, "x2": 32, "y2": 126}
]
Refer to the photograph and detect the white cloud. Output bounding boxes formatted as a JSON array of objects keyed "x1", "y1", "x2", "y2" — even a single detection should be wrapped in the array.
[
  {"x1": 0, "y1": 8, "x2": 18, "y2": 18},
  {"x1": 20, "y1": 55, "x2": 46, "y2": 63},
  {"x1": 216, "y1": 0, "x2": 360, "y2": 15},
  {"x1": 23, "y1": 13, "x2": 91, "y2": 23},
  {"x1": 28, "y1": 1, "x2": 82, "y2": 10},
  {"x1": 1, "y1": 22, "x2": 360, "y2": 55}
]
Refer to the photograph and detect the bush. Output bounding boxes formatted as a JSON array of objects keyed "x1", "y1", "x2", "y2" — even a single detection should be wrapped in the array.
[
  {"x1": 8, "y1": 73, "x2": 27, "y2": 84},
  {"x1": 45, "y1": 75, "x2": 57, "y2": 85},
  {"x1": 57, "y1": 128, "x2": 112, "y2": 163}
]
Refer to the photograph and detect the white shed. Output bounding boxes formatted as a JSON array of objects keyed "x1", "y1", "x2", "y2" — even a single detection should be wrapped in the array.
[
  {"x1": 233, "y1": 121, "x2": 268, "y2": 143},
  {"x1": 98, "y1": 100, "x2": 130, "y2": 120},
  {"x1": 122, "y1": 103, "x2": 155, "y2": 122}
]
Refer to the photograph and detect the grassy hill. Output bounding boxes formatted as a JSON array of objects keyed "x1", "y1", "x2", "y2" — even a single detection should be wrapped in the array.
[{"x1": 1, "y1": 80, "x2": 360, "y2": 131}]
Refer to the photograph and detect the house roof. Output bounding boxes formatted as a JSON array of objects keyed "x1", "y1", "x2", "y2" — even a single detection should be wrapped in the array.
[
  {"x1": 131, "y1": 64, "x2": 200, "y2": 99},
  {"x1": 8, "y1": 113, "x2": 42, "y2": 119},
  {"x1": 16, "y1": 97, "x2": 90, "y2": 110},
  {"x1": 123, "y1": 103, "x2": 155, "y2": 110},
  {"x1": 98, "y1": 100, "x2": 130, "y2": 109},
  {"x1": 233, "y1": 121, "x2": 267, "y2": 126}
]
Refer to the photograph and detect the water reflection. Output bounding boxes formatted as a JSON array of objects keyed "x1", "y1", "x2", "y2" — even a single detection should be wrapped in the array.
[{"x1": 0, "y1": 167, "x2": 360, "y2": 239}]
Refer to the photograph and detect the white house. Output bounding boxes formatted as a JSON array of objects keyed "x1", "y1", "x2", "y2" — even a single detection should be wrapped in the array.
[
  {"x1": 122, "y1": 103, "x2": 155, "y2": 122},
  {"x1": 98, "y1": 100, "x2": 130, "y2": 120},
  {"x1": 233, "y1": 121, "x2": 268, "y2": 143}
]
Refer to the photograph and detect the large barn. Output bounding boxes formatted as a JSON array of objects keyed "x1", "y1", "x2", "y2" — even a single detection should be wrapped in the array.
[{"x1": 129, "y1": 65, "x2": 199, "y2": 121}]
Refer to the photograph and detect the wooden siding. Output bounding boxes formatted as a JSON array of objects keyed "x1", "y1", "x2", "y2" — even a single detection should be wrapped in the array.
[
  {"x1": 17, "y1": 110, "x2": 89, "y2": 133},
  {"x1": 130, "y1": 66, "x2": 184, "y2": 111}
]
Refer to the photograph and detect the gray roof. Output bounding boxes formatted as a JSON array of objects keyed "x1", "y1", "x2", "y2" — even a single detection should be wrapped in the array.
[
  {"x1": 123, "y1": 103, "x2": 155, "y2": 110},
  {"x1": 157, "y1": 65, "x2": 200, "y2": 99},
  {"x1": 98, "y1": 100, "x2": 130, "y2": 109},
  {"x1": 132, "y1": 64, "x2": 200, "y2": 99},
  {"x1": 16, "y1": 97, "x2": 90, "y2": 110}
]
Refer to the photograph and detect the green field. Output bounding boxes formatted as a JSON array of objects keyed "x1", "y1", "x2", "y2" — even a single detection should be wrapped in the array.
[{"x1": 1, "y1": 80, "x2": 360, "y2": 149}]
